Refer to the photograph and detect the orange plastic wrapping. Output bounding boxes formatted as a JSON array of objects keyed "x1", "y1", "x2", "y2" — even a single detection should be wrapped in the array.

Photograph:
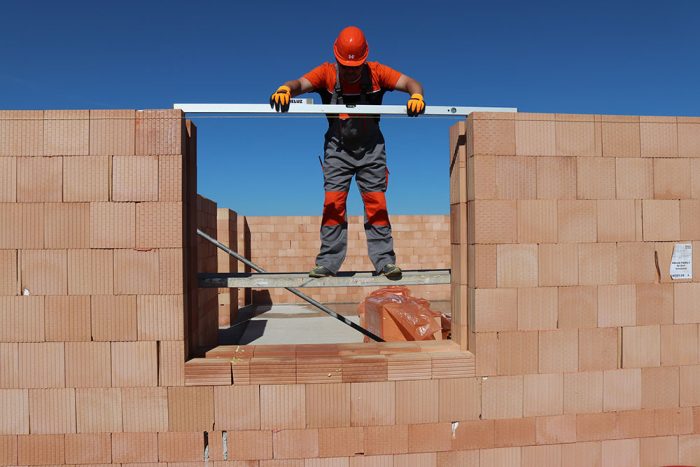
[{"x1": 358, "y1": 286, "x2": 448, "y2": 341}]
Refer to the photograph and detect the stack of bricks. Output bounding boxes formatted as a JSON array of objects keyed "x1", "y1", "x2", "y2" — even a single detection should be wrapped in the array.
[
  {"x1": 244, "y1": 214, "x2": 450, "y2": 305},
  {"x1": 448, "y1": 112, "x2": 700, "y2": 465},
  {"x1": 215, "y1": 207, "x2": 239, "y2": 326}
]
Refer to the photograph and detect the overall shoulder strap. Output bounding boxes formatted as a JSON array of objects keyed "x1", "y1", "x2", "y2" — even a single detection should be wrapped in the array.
[
  {"x1": 359, "y1": 64, "x2": 371, "y2": 105},
  {"x1": 331, "y1": 63, "x2": 343, "y2": 105}
]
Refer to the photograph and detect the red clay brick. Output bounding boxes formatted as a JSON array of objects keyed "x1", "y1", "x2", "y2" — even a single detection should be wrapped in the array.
[
  {"x1": 89, "y1": 109, "x2": 135, "y2": 156},
  {"x1": 75, "y1": 388, "x2": 122, "y2": 433},
  {"x1": 350, "y1": 382, "x2": 395, "y2": 426},
  {"x1": 67, "y1": 249, "x2": 113, "y2": 295},
  {"x1": 168, "y1": 386, "x2": 214, "y2": 432},
  {"x1": 112, "y1": 432, "x2": 157, "y2": 463},
  {"x1": 91, "y1": 295, "x2": 137, "y2": 341},
  {"x1": 44, "y1": 296, "x2": 90, "y2": 342},
  {"x1": 0, "y1": 389, "x2": 29, "y2": 434},
  {"x1": 89, "y1": 202, "x2": 136, "y2": 248},
  {"x1": 19, "y1": 249, "x2": 67, "y2": 295},
  {"x1": 114, "y1": 249, "x2": 159, "y2": 294},
  {"x1": 273, "y1": 429, "x2": 319, "y2": 459},
  {"x1": 112, "y1": 155, "x2": 159, "y2": 201},
  {"x1": 16, "y1": 434, "x2": 65, "y2": 465},
  {"x1": 44, "y1": 110, "x2": 89, "y2": 156},
  {"x1": 18, "y1": 342, "x2": 64, "y2": 388},
  {"x1": 62, "y1": 156, "x2": 109, "y2": 202},
  {"x1": 64, "y1": 341, "x2": 111, "y2": 388},
  {"x1": 111, "y1": 341, "x2": 158, "y2": 387},
  {"x1": 28, "y1": 388, "x2": 76, "y2": 434},
  {"x1": 16, "y1": 157, "x2": 62, "y2": 202},
  {"x1": 64, "y1": 433, "x2": 110, "y2": 464}
]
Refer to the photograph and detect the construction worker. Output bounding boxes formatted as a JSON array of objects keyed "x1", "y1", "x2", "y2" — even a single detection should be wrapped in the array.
[{"x1": 270, "y1": 26, "x2": 425, "y2": 279}]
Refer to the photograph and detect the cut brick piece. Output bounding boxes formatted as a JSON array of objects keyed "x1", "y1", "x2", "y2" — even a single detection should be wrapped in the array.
[
  {"x1": 0, "y1": 110, "x2": 44, "y2": 156},
  {"x1": 136, "y1": 294, "x2": 184, "y2": 340},
  {"x1": 537, "y1": 156, "x2": 576, "y2": 199},
  {"x1": 678, "y1": 122, "x2": 700, "y2": 157},
  {"x1": 64, "y1": 432, "x2": 111, "y2": 464},
  {"x1": 168, "y1": 386, "x2": 214, "y2": 431},
  {"x1": 28, "y1": 388, "x2": 75, "y2": 434},
  {"x1": 89, "y1": 109, "x2": 135, "y2": 155},
  {"x1": 159, "y1": 340, "x2": 185, "y2": 386},
  {"x1": 654, "y1": 158, "x2": 691, "y2": 199},
  {"x1": 64, "y1": 342, "x2": 111, "y2": 388},
  {"x1": 44, "y1": 109, "x2": 89, "y2": 155},
  {"x1": 622, "y1": 325, "x2": 660, "y2": 368},
  {"x1": 44, "y1": 202, "x2": 89, "y2": 248},
  {"x1": 111, "y1": 432, "x2": 158, "y2": 463},
  {"x1": 111, "y1": 341, "x2": 158, "y2": 387},
  {"x1": 0, "y1": 296, "x2": 45, "y2": 342},
  {"x1": 67, "y1": 249, "x2": 113, "y2": 295},
  {"x1": 159, "y1": 248, "x2": 184, "y2": 294},
  {"x1": 75, "y1": 388, "x2": 122, "y2": 432},
  {"x1": 558, "y1": 286, "x2": 597, "y2": 329},
  {"x1": 113, "y1": 249, "x2": 159, "y2": 295},
  {"x1": 680, "y1": 365, "x2": 700, "y2": 407},
  {"x1": 517, "y1": 200, "x2": 557, "y2": 243},
  {"x1": 18, "y1": 342, "x2": 64, "y2": 388},
  {"x1": 517, "y1": 287, "x2": 558, "y2": 330},
  {"x1": 16, "y1": 434, "x2": 65, "y2": 465},
  {"x1": 305, "y1": 383, "x2": 350, "y2": 429},
  {"x1": 643, "y1": 200, "x2": 681, "y2": 241},
  {"x1": 469, "y1": 244, "x2": 496, "y2": 288},
  {"x1": 350, "y1": 382, "x2": 395, "y2": 426},
  {"x1": 616, "y1": 158, "x2": 653, "y2": 199},
  {"x1": 481, "y1": 375, "x2": 523, "y2": 419},
  {"x1": 496, "y1": 244, "x2": 538, "y2": 288},
  {"x1": 121, "y1": 387, "x2": 168, "y2": 432},
  {"x1": 579, "y1": 328, "x2": 618, "y2": 371},
  {"x1": 44, "y1": 296, "x2": 90, "y2": 342},
  {"x1": 468, "y1": 155, "x2": 495, "y2": 200},
  {"x1": 91, "y1": 295, "x2": 137, "y2": 341},
  {"x1": 20, "y1": 249, "x2": 67, "y2": 296},
  {"x1": 89, "y1": 202, "x2": 136, "y2": 248},
  {"x1": 578, "y1": 243, "x2": 617, "y2": 285},
  {"x1": 598, "y1": 284, "x2": 636, "y2": 327},
  {"x1": 17, "y1": 157, "x2": 62, "y2": 202},
  {"x1": 0, "y1": 389, "x2": 29, "y2": 434},
  {"x1": 62, "y1": 156, "x2": 109, "y2": 202},
  {"x1": 681, "y1": 200, "x2": 700, "y2": 240},
  {"x1": 112, "y1": 155, "x2": 159, "y2": 201},
  {"x1": 494, "y1": 156, "x2": 536, "y2": 199},
  {"x1": 577, "y1": 157, "x2": 615, "y2": 199},
  {"x1": 603, "y1": 369, "x2": 642, "y2": 412}
]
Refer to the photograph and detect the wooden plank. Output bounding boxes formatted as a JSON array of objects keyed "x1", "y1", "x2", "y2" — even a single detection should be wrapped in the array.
[{"x1": 198, "y1": 269, "x2": 451, "y2": 288}]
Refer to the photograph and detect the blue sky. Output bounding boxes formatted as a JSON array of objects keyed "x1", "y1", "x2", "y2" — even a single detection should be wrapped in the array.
[{"x1": 2, "y1": 0, "x2": 699, "y2": 216}]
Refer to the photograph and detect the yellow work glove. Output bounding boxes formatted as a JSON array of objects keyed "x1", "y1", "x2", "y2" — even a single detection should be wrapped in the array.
[
  {"x1": 406, "y1": 93, "x2": 425, "y2": 117},
  {"x1": 270, "y1": 85, "x2": 291, "y2": 112}
]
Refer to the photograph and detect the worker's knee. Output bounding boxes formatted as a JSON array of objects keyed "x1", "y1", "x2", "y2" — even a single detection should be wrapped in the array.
[
  {"x1": 322, "y1": 191, "x2": 348, "y2": 226},
  {"x1": 361, "y1": 191, "x2": 390, "y2": 226}
]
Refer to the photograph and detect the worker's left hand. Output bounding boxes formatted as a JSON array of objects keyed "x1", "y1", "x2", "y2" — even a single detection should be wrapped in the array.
[
  {"x1": 407, "y1": 93, "x2": 425, "y2": 117},
  {"x1": 270, "y1": 85, "x2": 291, "y2": 112}
]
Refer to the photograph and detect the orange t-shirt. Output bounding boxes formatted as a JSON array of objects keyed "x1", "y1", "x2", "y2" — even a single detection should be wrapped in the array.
[{"x1": 303, "y1": 62, "x2": 402, "y2": 97}]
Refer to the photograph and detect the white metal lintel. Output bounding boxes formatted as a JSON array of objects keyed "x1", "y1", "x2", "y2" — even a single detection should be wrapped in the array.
[{"x1": 173, "y1": 103, "x2": 517, "y2": 116}]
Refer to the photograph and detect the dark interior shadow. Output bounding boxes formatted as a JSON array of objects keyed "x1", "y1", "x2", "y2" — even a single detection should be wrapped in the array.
[{"x1": 235, "y1": 319, "x2": 267, "y2": 344}]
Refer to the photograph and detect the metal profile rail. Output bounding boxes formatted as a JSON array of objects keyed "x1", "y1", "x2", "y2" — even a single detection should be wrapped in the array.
[
  {"x1": 199, "y1": 269, "x2": 450, "y2": 289},
  {"x1": 174, "y1": 103, "x2": 517, "y2": 116}
]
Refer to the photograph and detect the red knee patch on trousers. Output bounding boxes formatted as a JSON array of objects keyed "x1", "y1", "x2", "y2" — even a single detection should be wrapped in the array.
[
  {"x1": 361, "y1": 191, "x2": 390, "y2": 226},
  {"x1": 322, "y1": 191, "x2": 348, "y2": 226}
]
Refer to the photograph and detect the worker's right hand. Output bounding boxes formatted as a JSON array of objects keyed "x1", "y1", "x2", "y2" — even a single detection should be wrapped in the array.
[{"x1": 270, "y1": 85, "x2": 291, "y2": 112}]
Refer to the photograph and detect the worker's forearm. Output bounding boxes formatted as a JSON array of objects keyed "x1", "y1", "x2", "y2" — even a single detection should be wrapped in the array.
[
  {"x1": 406, "y1": 79, "x2": 424, "y2": 97},
  {"x1": 281, "y1": 80, "x2": 304, "y2": 97}
]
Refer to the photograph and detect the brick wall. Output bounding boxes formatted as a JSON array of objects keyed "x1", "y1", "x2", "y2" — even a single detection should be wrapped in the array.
[
  {"x1": 449, "y1": 112, "x2": 700, "y2": 465},
  {"x1": 216, "y1": 207, "x2": 238, "y2": 326},
  {"x1": 243, "y1": 214, "x2": 450, "y2": 305}
]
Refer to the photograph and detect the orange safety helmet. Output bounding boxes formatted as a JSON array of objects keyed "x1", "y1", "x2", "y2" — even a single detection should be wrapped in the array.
[{"x1": 333, "y1": 26, "x2": 369, "y2": 66}]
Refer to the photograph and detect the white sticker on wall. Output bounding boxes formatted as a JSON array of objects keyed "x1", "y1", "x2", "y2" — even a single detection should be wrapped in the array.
[{"x1": 670, "y1": 243, "x2": 693, "y2": 280}]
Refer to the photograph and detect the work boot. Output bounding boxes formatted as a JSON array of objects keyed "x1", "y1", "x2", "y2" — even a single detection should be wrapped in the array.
[
  {"x1": 309, "y1": 265, "x2": 334, "y2": 278},
  {"x1": 380, "y1": 263, "x2": 402, "y2": 279}
]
